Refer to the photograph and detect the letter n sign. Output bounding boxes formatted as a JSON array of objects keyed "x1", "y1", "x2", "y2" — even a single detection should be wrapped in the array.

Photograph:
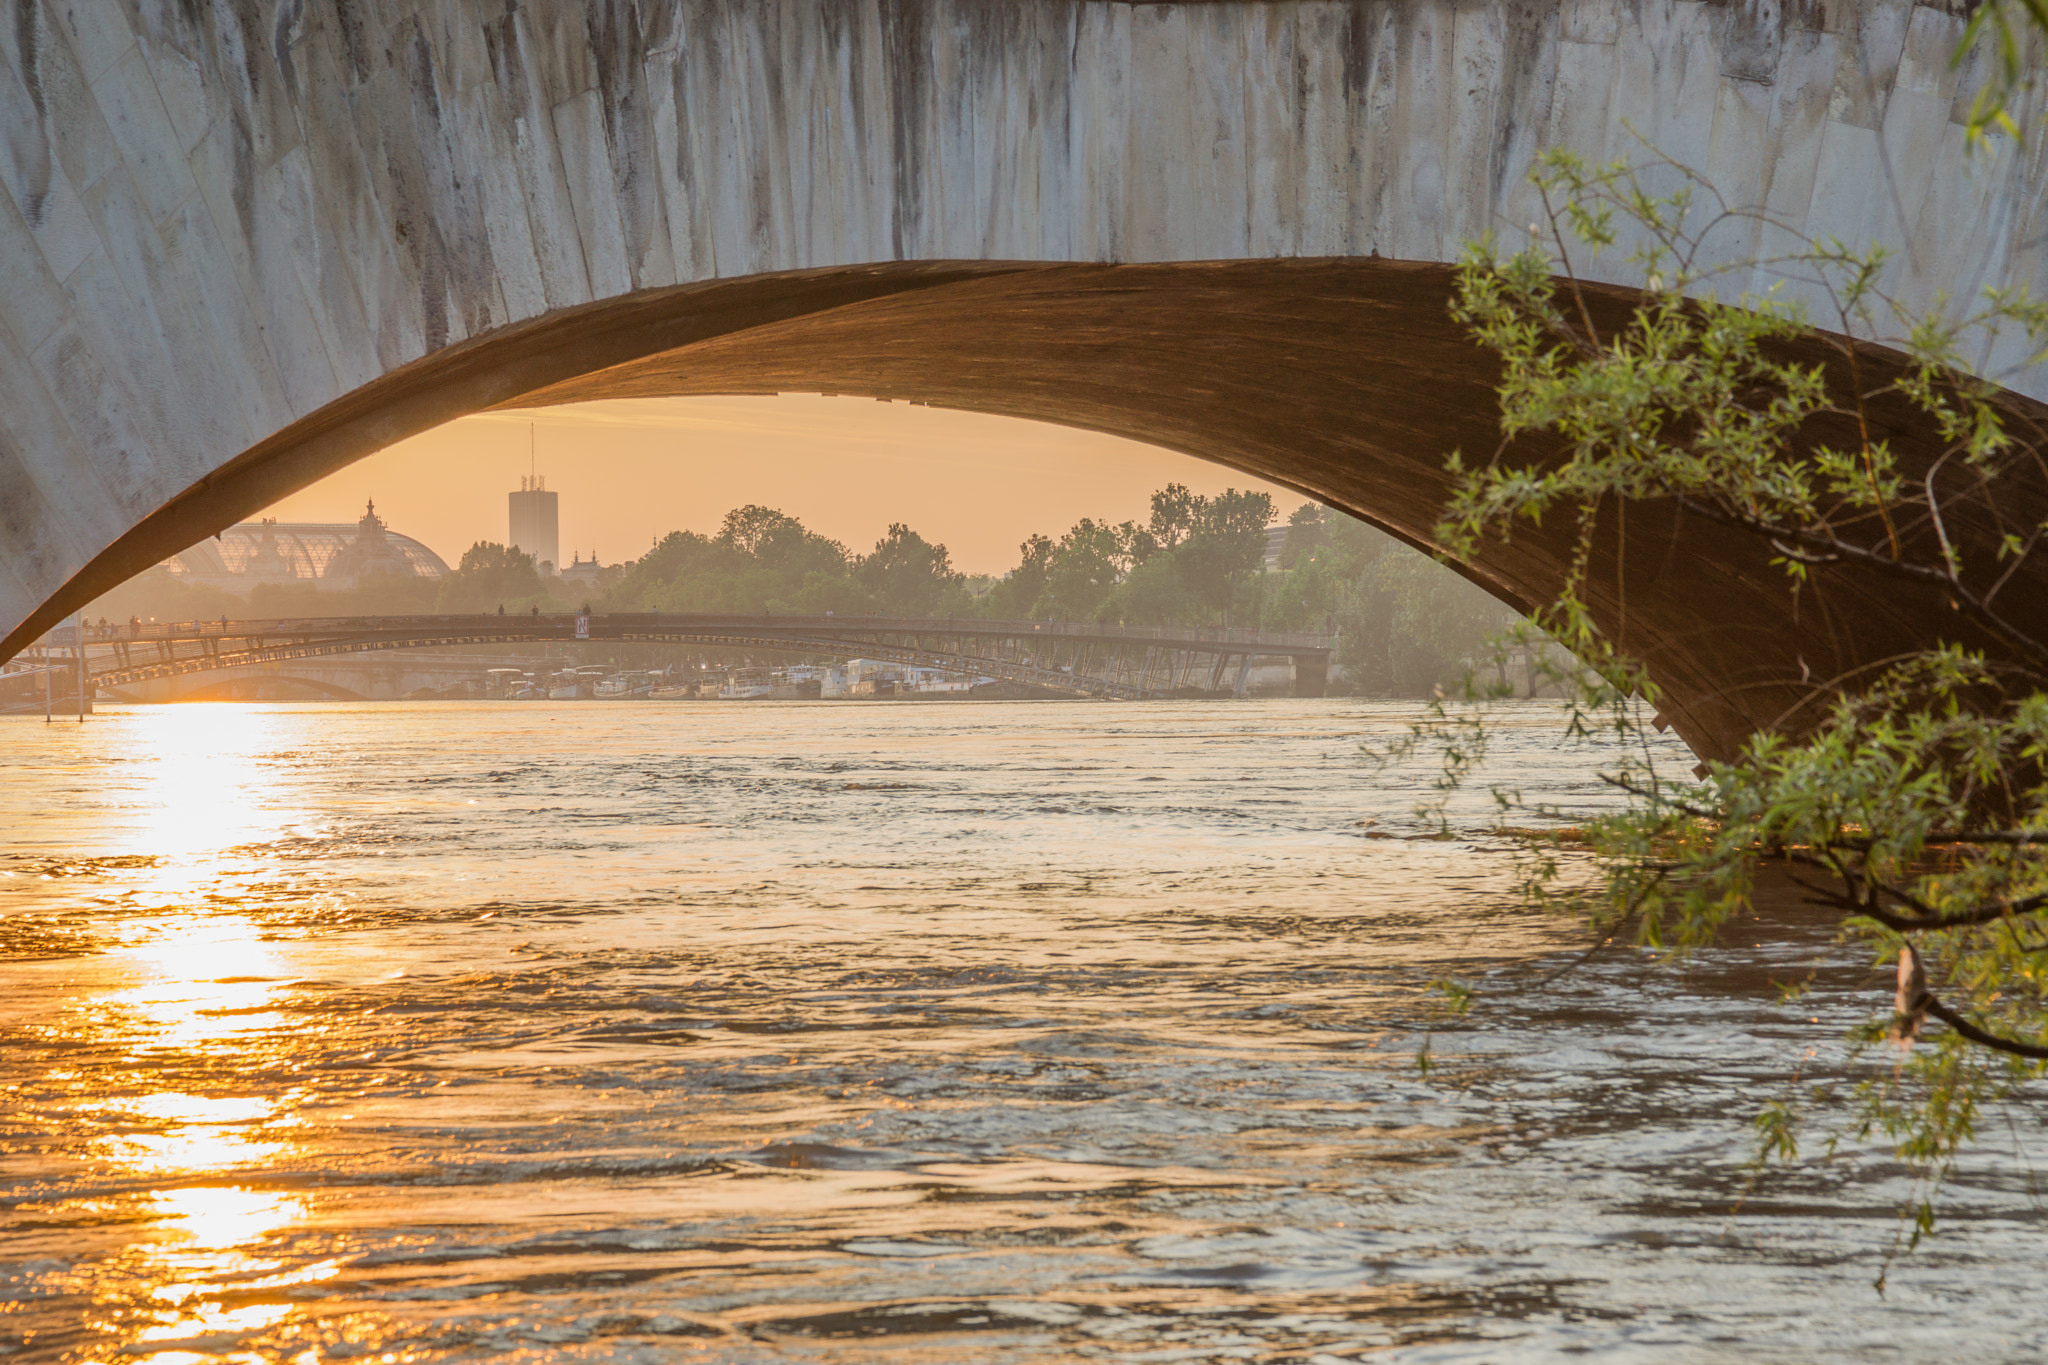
[{"x1": 575, "y1": 612, "x2": 590, "y2": 640}]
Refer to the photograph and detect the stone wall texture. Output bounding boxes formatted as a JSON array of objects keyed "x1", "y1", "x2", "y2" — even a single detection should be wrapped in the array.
[{"x1": 2, "y1": 0, "x2": 2044, "y2": 750}]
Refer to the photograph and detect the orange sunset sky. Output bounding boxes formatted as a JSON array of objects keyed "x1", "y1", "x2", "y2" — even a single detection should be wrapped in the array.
[{"x1": 259, "y1": 396, "x2": 1301, "y2": 577}]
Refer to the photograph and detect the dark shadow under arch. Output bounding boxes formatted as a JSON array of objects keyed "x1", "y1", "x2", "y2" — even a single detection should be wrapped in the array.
[
  {"x1": 197, "y1": 678, "x2": 369, "y2": 703},
  {"x1": 16, "y1": 258, "x2": 2046, "y2": 765},
  {"x1": 151, "y1": 675, "x2": 370, "y2": 703}
]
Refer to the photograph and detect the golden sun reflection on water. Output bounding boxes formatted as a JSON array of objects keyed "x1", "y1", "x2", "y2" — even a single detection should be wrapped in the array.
[
  {"x1": 128, "y1": 704, "x2": 287, "y2": 858},
  {"x1": 71, "y1": 921, "x2": 323, "y2": 1358},
  {"x1": 85, "y1": 915, "x2": 301, "y2": 1180},
  {"x1": 83, "y1": 910, "x2": 319, "y2": 1352},
  {"x1": 115, "y1": 704, "x2": 309, "y2": 919},
  {"x1": 59, "y1": 707, "x2": 332, "y2": 1357},
  {"x1": 92, "y1": 1115, "x2": 291, "y2": 1179},
  {"x1": 149, "y1": 1185, "x2": 305, "y2": 1252},
  {"x1": 110, "y1": 916, "x2": 294, "y2": 1051},
  {"x1": 117, "y1": 1187, "x2": 337, "y2": 1364}
]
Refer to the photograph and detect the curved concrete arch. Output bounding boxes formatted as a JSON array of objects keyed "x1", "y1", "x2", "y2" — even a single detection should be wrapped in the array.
[
  {"x1": 3, "y1": 1, "x2": 2045, "y2": 761},
  {"x1": 163, "y1": 674, "x2": 369, "y2": 703}
]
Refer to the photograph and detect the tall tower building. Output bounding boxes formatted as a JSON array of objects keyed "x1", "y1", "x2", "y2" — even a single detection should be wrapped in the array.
[{"x1": 509, "y1": 475, "x2": 560, "y2": 575}]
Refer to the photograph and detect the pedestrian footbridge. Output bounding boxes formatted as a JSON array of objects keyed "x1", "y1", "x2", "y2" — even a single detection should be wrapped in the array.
[{"x1": 4, "y1": 614, "x2": 1334, "y2": 706}]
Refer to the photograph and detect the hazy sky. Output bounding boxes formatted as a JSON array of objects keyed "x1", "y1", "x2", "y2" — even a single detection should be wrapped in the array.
[{"x1": 259, "y1": 397, "x2": 1300, "y2": 576}]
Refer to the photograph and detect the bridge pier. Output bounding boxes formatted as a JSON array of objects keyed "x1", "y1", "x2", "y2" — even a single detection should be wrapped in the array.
[
  {"x1": 0, "y1": 652, "x2": 89, "y2": 717},
  {"x1": 1290, "y1": 656, "x2": 1328, "y2": 699}
]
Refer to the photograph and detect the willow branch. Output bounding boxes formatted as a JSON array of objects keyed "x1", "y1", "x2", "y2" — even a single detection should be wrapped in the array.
[
  {"x1": 1985, "y1": 522, "x2": 2048, "y2": 608},
  {"x1": 1925, "y1": 994, "x2": 2048, "y2": 1060},
  {"x1": 1596, "y1": 771, "x2": 1719, "y2": 820},
  {"x1": 1533, "y1": 868, "x2": 1668, "y2": 988},
  {"x1": 1667, "y1": 494, "x2": 2048, "y2": 673}
]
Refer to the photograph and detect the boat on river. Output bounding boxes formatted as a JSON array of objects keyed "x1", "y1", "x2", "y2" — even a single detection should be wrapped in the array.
[
  {"x1": 769, "y1": 665, "x2": 827, "y2": 699},
  {"x1": 548, "y1": 667, "x2": 607, "y2": 700},
  {"x1": 717, "y1": 668, "x2": 774, "y2": 700},
  {"x1": 595, "y1": 671, "x2": 655, "y2": 699}
]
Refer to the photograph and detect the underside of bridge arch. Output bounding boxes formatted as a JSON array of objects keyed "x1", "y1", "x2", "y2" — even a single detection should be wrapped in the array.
[
  {"x1": 11, "y1": 257, "x2": 2044, "y2": 766},
  {"x1": 169, "y1": 675, "x2": 370, "y2": 704}
]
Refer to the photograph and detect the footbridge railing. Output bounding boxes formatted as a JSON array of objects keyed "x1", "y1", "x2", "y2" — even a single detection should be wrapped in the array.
[{"x1": 20, "y1": 613, "x2": 1335, "y2": 701}]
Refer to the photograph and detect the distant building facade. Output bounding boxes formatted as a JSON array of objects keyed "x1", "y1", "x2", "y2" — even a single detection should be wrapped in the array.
[
  {"x1": 510, "y1": 476, "x2": 560, "y2": 576},
  {"x1": 323, "y1": 500, "x2": 417, "y2": 586},
  {"x1": 557, "y1": 550, "x2": 602, "y2": 589},
  {"x1": 1262, "y1": 524, "x2": 1289, "y2": 574},
  {"x1": 158, "y1": 507, "x2": 451, "y2": 593}
]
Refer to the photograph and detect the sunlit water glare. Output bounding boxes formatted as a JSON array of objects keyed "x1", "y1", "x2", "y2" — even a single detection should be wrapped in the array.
[{"x1": 3, "y1": 700, "x2": 2046, "y2": 1363}]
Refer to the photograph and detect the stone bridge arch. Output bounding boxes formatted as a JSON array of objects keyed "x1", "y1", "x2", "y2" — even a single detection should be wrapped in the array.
[
  {"x1": 2, "y1": 0, "x2": 2044, "y2": 762},
  {"x1": 125, "y1": 673, "x2": 369, "y2": 704}
]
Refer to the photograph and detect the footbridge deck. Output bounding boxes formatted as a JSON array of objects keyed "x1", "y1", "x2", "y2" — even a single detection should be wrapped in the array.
[{"x1": 16, "y1": 614, "x2": 1334, "y2": 703}]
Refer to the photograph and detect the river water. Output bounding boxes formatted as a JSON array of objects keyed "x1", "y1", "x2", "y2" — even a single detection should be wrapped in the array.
[{"x1": 2, "y1": 699, "x2": 2044, "y2": 1363}]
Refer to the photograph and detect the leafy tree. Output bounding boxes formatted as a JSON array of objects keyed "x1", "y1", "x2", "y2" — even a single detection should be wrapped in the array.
[
  {"x1": 1156, "y1": 488, "x2": 1273, "y2": 623},
  {"x1": 1403, "y1": 137, "x2": 2048, "y2": 1250},
  {"x1": 1278, "y1": 502, "x2": 1328, "y2": 570},
  {"x1": 1105, "y1": 552, "x2": 1203, "y2": 627},
  {"x1": 602, "y1": 530, "x2": 718, "y2": 609},
  {"x1": 768, "y1": 570, "x2": 878, "y2": 616},
  {"x1": 1197, "y1": 488, "x2": 1276, "y2": 555},
  {"x1": 1250, "y1": 505, "x2": 1518, "y2": 692},
  {"x1": 436, "y1": 541, "x2": 543, "y2": 613},
  {"x1": 974, "y1": 533, "x2": 1055, "y2": 619},
  {"x1": 1357, "y1": 547, "x2": 1520, "y2": 694},
  {"x1": 857, "y1": 523, "x2": 965, "y2": 616},
  {"x1": 597, "y1": 509, "x2": 987, "y2": 617},
  {"x1": 1148, "y1": 483, "x2": 1202, "y2": 550},
  {"x1": 716, "y1": 505, "x2": 850, "y2": 579},
  {"x1": 573, "y1": 490, "x2": 1518, "y2": 687},
  {"x1": 261, "y1": 575, "x2": 438, "y2": 617},
  {"x1": 717, "y1": 505, "x2": 803, "y2": 557},
  {"x1": 1035, "y1": 518, "x2": 1128, "y2": 619},
  {"x1": 1121, "y1": 521, "x2": 1162, "y2": 567}
]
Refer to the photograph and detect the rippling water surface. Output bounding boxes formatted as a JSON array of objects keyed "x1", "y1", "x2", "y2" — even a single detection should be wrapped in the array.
[{"x1": 4, "y1": 699, "x2": 2046, "y2": 1363}]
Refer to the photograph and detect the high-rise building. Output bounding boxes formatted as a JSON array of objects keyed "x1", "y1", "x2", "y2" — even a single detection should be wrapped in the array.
[{"x1": 509, "y1": 475, "x2": 559, "y2": 575}]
